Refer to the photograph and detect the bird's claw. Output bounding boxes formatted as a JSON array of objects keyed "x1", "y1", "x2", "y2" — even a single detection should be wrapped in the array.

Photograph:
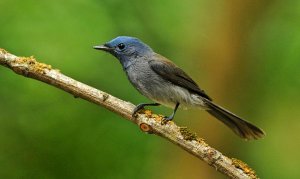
[
  {"x1": 132, "y1": 105, "x2": 145, "y2": 117},
  {"x1": 132, "y1": 109, "x2": 142, "y2": 118},
  {"x1": 132, "y1": 103, "x2": 161, "y2": 118},
  {"x1": 161, "y1": 116, "x2": 173, "y2": 125}
]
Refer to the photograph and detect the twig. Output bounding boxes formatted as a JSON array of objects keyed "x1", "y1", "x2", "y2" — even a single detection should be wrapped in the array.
[{"x1": 0, "y1": 48, "x2": 259, "y2": 179}]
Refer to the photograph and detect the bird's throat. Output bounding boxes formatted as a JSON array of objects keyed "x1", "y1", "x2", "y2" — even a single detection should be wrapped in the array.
[{"x1": 118, "y1": 56, "x2": 134, "y2": 71}]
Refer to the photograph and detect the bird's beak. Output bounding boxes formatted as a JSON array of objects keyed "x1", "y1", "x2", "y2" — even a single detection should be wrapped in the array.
[{"x1": 93, "y1": 44, "x2": 114, "y2": 52}]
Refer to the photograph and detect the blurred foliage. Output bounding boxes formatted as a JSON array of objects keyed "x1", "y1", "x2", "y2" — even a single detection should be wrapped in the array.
[{"x1": 1, "y1": 0, "x2": 300, "y2": 178}]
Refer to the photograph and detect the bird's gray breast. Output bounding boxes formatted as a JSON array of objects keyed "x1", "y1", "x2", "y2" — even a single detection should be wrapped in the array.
[{"x1": 125, "y1": 60, "x2": 162, "y2": 97}]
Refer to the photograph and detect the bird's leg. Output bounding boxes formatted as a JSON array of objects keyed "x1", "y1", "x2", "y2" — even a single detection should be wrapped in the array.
[
  {"x1": 162, "y1": 103, "x2": 180, "y2": 124},
  {"x1": 132, "y1": 103, "x2": 160, "y2": 117}
]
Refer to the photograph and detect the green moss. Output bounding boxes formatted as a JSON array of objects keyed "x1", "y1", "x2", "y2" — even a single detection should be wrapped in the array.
[
  {"x1": 179, "y1": 127, "x2": 198, "y2": 141},
  {"x1": 232, "y1": 158, "x2": 259, "y2": 179},
  {"x1": 14, "y1": 56, "x2": 52, "y2": 74}
]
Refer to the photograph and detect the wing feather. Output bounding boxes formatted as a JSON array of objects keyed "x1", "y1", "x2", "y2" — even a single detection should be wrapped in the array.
[{"x1": 149, "y1": 54, "x2": 212, "y2": 100}]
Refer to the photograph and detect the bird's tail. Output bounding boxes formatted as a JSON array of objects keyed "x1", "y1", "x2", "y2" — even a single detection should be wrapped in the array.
[{"x1": 203, "y1": 99, "x2": 265, "y2": 140}]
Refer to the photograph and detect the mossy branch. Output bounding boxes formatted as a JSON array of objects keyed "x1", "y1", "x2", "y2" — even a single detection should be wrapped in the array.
[{"x1": 0, "y1": 48, "x2": 258, "y2": 179}]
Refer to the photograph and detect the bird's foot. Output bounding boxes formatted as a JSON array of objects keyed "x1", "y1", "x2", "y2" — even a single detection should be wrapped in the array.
[
  {"x1": 132, "y1": 103, "x2": 161, "y2": 118},
  {"x1": 161, "y1": 116, "x2": 174, "y2": 125},
  {"x1": 132, "y1": 104, "x2": 146, "y2": 117},
  {"x1": 161, "y1": 103, "x2": 179, "y2": 125}
]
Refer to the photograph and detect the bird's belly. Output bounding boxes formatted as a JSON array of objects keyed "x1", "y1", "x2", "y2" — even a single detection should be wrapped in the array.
[
  {"x1": 130, "y1": 75, "x2": 206, "y2": 108},
  {"x1": 147, "y1": 84, "x2": 206, "y2": 109}
]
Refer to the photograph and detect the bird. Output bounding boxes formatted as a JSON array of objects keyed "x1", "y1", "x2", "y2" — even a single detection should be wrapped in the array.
[{"x1": 93, "y1": 36, "x2": 265, "y2": 140}]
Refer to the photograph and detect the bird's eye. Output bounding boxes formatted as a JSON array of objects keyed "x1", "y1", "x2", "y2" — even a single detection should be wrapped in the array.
[{"x1": 117, "y1": 43, "x2": 125, "y2": 50}]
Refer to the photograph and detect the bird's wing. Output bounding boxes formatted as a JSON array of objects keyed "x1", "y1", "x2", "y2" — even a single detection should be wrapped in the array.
[{"x1": 149, "y1": 53, "x2": 212, "y2": 100}]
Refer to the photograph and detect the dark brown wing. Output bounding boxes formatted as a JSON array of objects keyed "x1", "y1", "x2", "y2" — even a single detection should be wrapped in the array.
[{"x1": 149, "y1": 54, "x2": 212, "y2": 100}]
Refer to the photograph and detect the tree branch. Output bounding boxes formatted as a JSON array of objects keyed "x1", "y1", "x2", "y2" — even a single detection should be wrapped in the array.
[{"x1": 0, "y1": 48, "x2": 259, "y2": 179}]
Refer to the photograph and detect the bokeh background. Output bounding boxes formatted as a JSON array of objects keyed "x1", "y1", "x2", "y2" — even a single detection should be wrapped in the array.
[{"x1": 1, "y1": 0, "x2": 300, "y2": 178}]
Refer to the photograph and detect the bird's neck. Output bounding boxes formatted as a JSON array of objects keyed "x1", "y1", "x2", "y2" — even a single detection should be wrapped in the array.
[{"x1": 117, "y1": 51, "x2": 152, "y2": 71}]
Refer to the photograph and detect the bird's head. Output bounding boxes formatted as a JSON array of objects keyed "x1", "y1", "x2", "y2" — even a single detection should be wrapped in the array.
[{"x1": 94, "y1": 36, "x2": 153, "y2": 64}]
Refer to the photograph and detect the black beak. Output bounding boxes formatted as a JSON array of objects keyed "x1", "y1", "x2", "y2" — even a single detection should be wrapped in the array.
[{"x1": 93, "y1": 44, "x2": 114, "y2": 52}]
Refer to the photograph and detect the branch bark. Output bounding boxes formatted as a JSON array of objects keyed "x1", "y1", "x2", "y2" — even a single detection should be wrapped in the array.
[{"x1": 0, "y1": 48, "x2": 258, "y2": 179}]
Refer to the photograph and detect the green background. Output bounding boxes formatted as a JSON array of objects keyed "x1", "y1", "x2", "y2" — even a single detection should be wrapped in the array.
[{"x1": 1, "y1": 0, "x2": 299, "y2": 178}]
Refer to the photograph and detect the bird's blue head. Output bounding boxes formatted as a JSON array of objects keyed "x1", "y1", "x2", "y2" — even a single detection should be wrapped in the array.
[{"x1": 94, "y1": 36, "x2": 153, "y2": 69}]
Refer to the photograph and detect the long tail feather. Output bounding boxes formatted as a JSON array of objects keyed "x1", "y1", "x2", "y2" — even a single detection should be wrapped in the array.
[{"x1": 204, "y1": 99, "x2": 265, "y2": 140}]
